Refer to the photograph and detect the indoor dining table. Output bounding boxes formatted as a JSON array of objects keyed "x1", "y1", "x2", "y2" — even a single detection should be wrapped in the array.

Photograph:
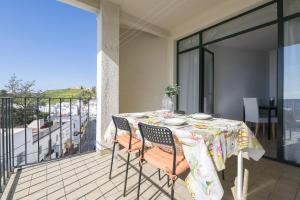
[
  {"x1": 104, "y1": 110, "x2": 265, "y2": 200},
  {"x1": 259, "y1": 105, "x2": 277, "y2": 140}
]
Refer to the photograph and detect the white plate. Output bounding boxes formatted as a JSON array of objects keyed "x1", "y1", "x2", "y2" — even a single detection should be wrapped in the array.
[
  {"x1": 191, "y1": 113, "x2": 212, "y2": 120},
  {"x1": 129, "y1": 113, "x2": 146, "y2": 118},
  {"x1": 164, "y1": 118, "x2": 187, "y2": 126}
]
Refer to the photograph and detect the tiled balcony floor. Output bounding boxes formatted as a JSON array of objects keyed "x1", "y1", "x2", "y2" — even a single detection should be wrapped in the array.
[{"x1": 2, "y1": 149, "x2": 300, "y2": 200}]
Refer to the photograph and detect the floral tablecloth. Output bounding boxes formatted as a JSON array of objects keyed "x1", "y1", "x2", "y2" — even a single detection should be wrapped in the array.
[{"x1": 104, "y1": 110, "x2": 265, "y2": 200}]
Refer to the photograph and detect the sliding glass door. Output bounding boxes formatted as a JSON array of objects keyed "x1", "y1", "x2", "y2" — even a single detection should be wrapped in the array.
[
  {"x1": 175, "y1": 0, "x2": 300, "y2": 166},
  {"x1": 283, "y1": 16, "x2": 300, "y2": 164}
]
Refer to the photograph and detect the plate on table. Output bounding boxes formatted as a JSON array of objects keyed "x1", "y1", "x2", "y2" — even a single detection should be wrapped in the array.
[
  {"x1": 164, "y1": 118, "x2": 187, "y2": 126},
  {"x1": 191, "y1": 113, "x2": 212, "y2": 120},
  {"x1": 129, "y1": 113, "x2": 147, "y2": 118}
]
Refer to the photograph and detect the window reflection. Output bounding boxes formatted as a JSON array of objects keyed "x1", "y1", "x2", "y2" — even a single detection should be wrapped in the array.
[{"x1": 283, "y1": 17, "x2": 300, "y2": 164}]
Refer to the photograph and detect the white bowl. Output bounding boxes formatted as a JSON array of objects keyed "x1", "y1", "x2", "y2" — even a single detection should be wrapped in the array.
[
  {"x1": 129, "y1": 113, "x2": 146, "y2": 118},
  {"x1": 164, "y1": 118, "x2": 187, "y2": 126},
  {"x1": 191, "y1": 113, "x2": 212, "y2": 120}
]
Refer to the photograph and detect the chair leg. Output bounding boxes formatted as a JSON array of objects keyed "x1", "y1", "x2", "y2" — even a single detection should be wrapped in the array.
[
  {"x1": 123, "y1": 152, "x2": 130, "y2": 197},
  {"x1": 171, "y1": 179, "x2": 175, "y2": 200},
  {"x1": 262, "y1": 124, "x2": 265, "y2": 136},
  {"x1": 272, "y1": 123, "x2": 276, "y2": 140},
  {"x1": 222, "y1": 170, "x2": 225, "y2": 180},
  {"x1": 109, "y1": 142, "x2": 116, "y2": 179},
  {"x1": 255, "y1": 123, "x2": 259, "y2": 136},
  {"x1": 137, "y1": 162, "x2": 143, "y2": 200}
]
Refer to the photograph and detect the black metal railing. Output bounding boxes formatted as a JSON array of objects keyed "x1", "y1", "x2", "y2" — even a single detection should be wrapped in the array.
[
  {"x1": 0, "y1": 98, "x2": 14, "y2": 193},
  {"x1": 0, "y1": 96, "x2": 96, "y2": 169}
]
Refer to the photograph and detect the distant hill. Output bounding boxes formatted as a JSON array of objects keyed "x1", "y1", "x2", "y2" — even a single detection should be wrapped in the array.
[{"x1": 43, "y1": 88, "x2": 96, "y2": 99}]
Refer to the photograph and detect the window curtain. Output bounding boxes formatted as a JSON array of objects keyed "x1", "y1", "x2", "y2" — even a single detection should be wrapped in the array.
[{"x1": 178, "y1": 49, "x2": 199, "y2": 114}]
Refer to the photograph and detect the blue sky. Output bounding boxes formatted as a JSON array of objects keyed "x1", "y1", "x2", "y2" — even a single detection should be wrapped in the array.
[
  {"x1": 284, "y1": 44, "x2": 300, "y2": 99},
  {"x1": 0, "y1": 0, "x2": 96, "y2": 91}
]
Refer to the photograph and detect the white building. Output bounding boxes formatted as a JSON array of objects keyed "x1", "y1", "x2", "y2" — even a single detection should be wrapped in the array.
[
  {"x1": 13, "y1": 128, "x2": 35, "y2": 166},
  {"x1": 12, "y1": 113, "x2": 87, "y2": 165}
]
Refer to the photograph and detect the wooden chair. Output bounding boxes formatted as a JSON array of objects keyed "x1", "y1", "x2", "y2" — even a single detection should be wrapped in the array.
[
  {"x1": 137, "y1": 122, "x2": 189, "y2": 200},
  {"x1": 109, "y1": 116, "x2": 142, "y2": 197}
]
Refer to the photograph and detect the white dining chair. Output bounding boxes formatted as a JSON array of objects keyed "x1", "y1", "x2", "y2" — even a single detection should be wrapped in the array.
[{"x1": 243, "y1": 98, "x2": 277, "y2": 139}]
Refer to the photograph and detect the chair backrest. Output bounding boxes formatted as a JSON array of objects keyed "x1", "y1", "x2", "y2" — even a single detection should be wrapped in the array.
[
  {"x1": 112, "y1": 115, "x2": 133, "y2": 149},
  {"x1": 243, "y1": 98, "x2": 259, "y2": 123},
  {"x1": 138, "y1": 122, "x2": 175, "y2": 147},
  {"x1": 138, "y1": 122, "x2": 177, "y2": 174},
  {"x1": 112, "y1": 115, "x2": 132, "y2": 136}
]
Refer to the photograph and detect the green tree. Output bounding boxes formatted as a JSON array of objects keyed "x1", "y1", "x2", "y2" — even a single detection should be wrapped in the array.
[
  {"x1": 5, "y1": 74, "x2": 21, "y2": 95},
  {"x1": 80, "y1": 87, "x2": 96, "y2": 104},
  {"x1": 5, "y1": 74, "x2": 40, "y2": 97},
  {"x1": 0, "y1": 89, "x2": 7, "y2": 97},
  {"x1": 4, "y1": 74, "x2": 45, "y2": 126}
]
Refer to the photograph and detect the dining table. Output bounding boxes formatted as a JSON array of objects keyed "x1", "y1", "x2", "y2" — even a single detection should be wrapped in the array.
[{"x1": 104, "y1": 110, "x2": 265, "y2": 200}]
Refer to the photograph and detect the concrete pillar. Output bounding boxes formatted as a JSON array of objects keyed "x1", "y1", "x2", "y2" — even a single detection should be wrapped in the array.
[{"x1": 96, "y1": 0, "x2": 119, "y2": 150}]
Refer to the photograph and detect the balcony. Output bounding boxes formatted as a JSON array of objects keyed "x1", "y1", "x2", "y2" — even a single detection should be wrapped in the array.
[
  {"x1": 0, "y1": 149, "x2": 300, "y2": 200},
  {"x1": 0, "y1": 97, "x2": 96, "y2": 196},
  {"x1": 1, "y1": 97, "x2": 300, "y2": 200}
]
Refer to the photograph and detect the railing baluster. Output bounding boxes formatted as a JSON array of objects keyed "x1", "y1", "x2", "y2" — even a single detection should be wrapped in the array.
[
  {"x1": 48, "y1": 98, "x2": 51, "y2": 160},
  {"x1": 24, "y1": 97, "x2": 27, "y2": 165},
  {"x1": 69, "y1": 98, "x2": 72, "y2": 155},
  {"x1": 0, "y1": 98, "x2": 3, "y2": 191},
  {"x1": 86, "y1": 99, "x2": 91, "y2": 151},
  {"x1": 5, "y1": 99, "x2": 9, "y2": 178},
  {"x1": 11, "y1": 98, "x2": 14, "y2": 172},
  {"x1": 37, "y1": 98, "x2": 40, "y2": 162},
  {"x1": 60, "y1": 98, "x2": 62, "y2": 157},
  {"x1": 88, "y1": 99, "x2": 90, "y2": 122},
  {"x1": 2, "y1": 99, "x2": 6, "y2": 185},
  {"x1": 8, "y1": 99, "x2": 11, "y2": 173},
  {"x1": 79, "y1": 99, "x2": 81, "y2": 153}
]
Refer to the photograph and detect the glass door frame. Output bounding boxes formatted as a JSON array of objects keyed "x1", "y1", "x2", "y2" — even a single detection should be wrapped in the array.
[
  {"x1": 277, "y1": 0, "x2": 300, "y2": 166},
  {"x1": 202, "y1": 47, "x2": 214, "y2": 114},
  {"x1": 176, "y1": 1, "x2": 278, "y2": 113},
  {"x1": 176, "y1": 33, "x2": 203, "y2": 112},
  {"x1": 176, "y1": 0, "x2": 300, "y2": 167}
]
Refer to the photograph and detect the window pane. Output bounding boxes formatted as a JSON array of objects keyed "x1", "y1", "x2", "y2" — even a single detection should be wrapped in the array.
[
  {"x1": 178, "y1": 34, "x2": 199, "y2": 52},
  {"x1": 284, "y1": 0, "x2": 300, "y2": 17},
  {"x1": 283, "y1": 17, "x2": 300, "y2": 164},
  {"x1": 178, "y1": 49, "x2": 199, "y2": 114},
  {"x1": 203, "y1": 3, "x2": 277, "y2": 44}
]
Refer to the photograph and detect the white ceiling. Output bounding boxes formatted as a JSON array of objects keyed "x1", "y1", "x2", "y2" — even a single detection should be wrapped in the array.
[
  {"x1": 110, "y1": 0, "x2": 224, "y2": 31},
  {"x1": 60, "y1": 0, "x2": 271, "y2": 38},
  {"x1": 209, "y1": 24, "x2": 278, "y2": 52}
]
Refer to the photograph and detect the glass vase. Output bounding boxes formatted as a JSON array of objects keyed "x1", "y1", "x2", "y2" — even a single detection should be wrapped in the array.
[{"x1": 162, "y1": 95, "x2": 174, "y2": 111}]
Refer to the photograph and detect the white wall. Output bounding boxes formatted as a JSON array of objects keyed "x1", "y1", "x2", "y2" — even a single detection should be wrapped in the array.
[
  {"x1": 120, "y1": 30, "x2": 172, "y2": 113},
  {"x1": 13, "y1": 128, "x2": 35, "y2": 165},
  {"x1": 210, "y1": 45, "x2": 269, "y2": 120}
]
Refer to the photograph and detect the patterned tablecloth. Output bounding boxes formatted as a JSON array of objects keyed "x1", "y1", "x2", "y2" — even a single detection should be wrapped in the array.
[{"x1": 104, "y1": 110, "x2": 265, "y2": 200}]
